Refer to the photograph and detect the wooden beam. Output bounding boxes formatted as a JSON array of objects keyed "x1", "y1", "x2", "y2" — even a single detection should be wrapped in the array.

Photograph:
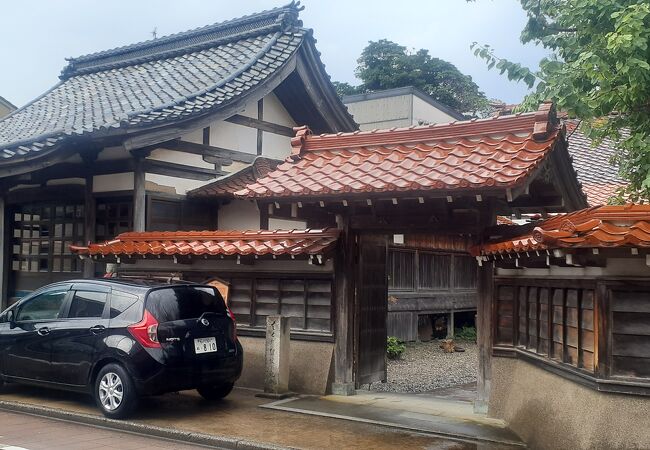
[
  {"x1": 225, "y1": 114, "x2": 294, "y2": 137},
  {"x1": 160, "y1": 139, "x2": 255, "y2": 164},
  {"x1": 143, "y1": 159, "x2": 225, "y2": 181},
  {"x1": 133, "y1": 158, "x2": 146, "y2": 232}
]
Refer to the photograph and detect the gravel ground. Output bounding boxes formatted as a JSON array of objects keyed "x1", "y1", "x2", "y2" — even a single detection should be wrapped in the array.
[{"x1": 369, "y1": 340, "x2": 478, "y2": 393}]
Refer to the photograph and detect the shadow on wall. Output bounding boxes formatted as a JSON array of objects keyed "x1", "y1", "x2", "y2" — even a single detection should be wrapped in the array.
[{"x1": 236, "y1": 336, "x2": 334, "y2": 395}]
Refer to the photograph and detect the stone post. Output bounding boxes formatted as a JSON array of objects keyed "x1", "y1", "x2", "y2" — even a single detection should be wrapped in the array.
[{"x1": 264, "y1": 315, "x2": 290, "y2": 395}]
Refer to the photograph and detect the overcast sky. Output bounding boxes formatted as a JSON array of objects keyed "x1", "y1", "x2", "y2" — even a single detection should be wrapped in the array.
[{"x1": 0, "y1": 0, "x2": 548, "y2": 108}]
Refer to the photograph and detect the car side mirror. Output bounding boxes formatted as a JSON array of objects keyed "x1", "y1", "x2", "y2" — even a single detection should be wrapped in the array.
[{"x1": 7, "y1": 309, "x2": 16, "y2": 328}]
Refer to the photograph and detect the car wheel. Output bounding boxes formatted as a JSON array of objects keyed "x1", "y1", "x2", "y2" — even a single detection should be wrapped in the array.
[
  {"x1": 197, "y1": 382, "x2": 234, "y2": 401},
  {"x1": 94, "y1": 363, "x2": 138, "y2": 419}
]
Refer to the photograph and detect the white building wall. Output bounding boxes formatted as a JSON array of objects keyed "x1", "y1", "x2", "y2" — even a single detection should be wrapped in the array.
[
  {"x1": 268, "y1": 217, "x2": 308, "y2": 230},
  {"x1": 218, "y1": 200, "x2": 260, "y2": 230},
  {"x1": 412, "y1": 96, "x2": 458, "y2": 125},
  {"x1": 94, "y1": 173, "x2": 134, "y2": 192},
  {"x1": 344, "y1": 94, "x2": 412, "y2": 131}
]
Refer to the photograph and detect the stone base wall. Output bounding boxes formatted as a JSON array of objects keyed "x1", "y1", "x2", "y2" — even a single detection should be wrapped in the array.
[
  {"x1": 490, "y1": 357, "x2": 650, "y2": 450},
  {"x1": 235, "y1": 336, "x2": 334, "y2": 395}
]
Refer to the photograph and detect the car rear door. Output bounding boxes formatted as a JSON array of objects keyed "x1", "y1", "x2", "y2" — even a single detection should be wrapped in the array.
[
  {"x1": 1, "y1": 285, "x2": 71, "y2": 381},
  {"x1": 48, "y1": 283, "x2": 110, "y2": 386},
  {"x1": 146, "y1": 286, "x2": 236, "y2": 364}
]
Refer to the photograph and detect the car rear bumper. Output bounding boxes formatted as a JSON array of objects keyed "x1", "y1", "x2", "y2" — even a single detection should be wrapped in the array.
[{"x1": 133, "y1": 342, "x2": 243, "y2": 395}]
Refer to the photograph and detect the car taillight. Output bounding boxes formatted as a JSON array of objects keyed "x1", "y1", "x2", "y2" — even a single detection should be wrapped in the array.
[
  {"x1": 226, "y1": 307, "x2": 237, "y2": 341},
  {"x1": 128, "y1": 309, "x2": 161, "y2": 348}
]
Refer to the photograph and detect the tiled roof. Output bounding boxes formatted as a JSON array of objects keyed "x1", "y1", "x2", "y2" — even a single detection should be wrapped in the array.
[
  {"x1": 474, "y1": 205, "x2": 650, "y2": 256},
  {"x1": 496, "y1": 216, "x2": 515, "y2": 226},
  {"x1": 236, "y1": 102, "x2": 564, "y2": 199},
  {"x1": 70, "y1": 229, "x2": 340, "y2": 258},
  {"x1": 566, "y1": 121, "x2": 626, "y2": 206},
  {"x1": 188, "y1": 157, "x2": 280, "y2": 198},
  {"x1": 0, "y1": 2, "x2": 349, "y2": 162}
]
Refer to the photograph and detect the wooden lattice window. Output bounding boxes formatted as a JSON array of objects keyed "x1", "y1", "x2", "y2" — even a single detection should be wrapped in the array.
[
  {"x1": 227, "y1": 276, "x2": 333, "y2": 333},
  {"x1": 96, "y1": 198, "x2": 133, "y2": 241},
  {"x1": 12, "y1": 203, "x2": 84, "y2": 274},
  {"x1": 496, "y1": 281, "x2": 595, "y2": 373}
]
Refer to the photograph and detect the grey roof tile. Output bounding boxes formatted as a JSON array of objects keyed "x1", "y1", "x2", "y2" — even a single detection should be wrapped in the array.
[{"x1": 0, "y1": 2, "x2": 306, "y2": 159}]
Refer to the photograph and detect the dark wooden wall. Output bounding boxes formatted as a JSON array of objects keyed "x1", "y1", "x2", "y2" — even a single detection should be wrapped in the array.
[{"x1": 494, "y1": 277, "x2": 650, "y2": 394}]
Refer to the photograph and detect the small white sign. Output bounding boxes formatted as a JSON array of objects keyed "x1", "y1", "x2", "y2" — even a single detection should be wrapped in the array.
[{"x1": 393, "y1": 234, "x2": 405, "y2": 245}]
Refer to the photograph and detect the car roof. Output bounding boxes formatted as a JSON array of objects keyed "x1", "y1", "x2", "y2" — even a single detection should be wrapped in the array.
[{"x1": 43, "y1": 278, "x2": 202, "y2": 295}]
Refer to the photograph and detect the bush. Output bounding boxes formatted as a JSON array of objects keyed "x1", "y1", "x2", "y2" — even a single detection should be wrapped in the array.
[
  {"x1": 455, "y1": 326, "x2": 477, "y2": 342},
  {"x1": 387, "y1": 336, "x2": 406, "y2": 359}
]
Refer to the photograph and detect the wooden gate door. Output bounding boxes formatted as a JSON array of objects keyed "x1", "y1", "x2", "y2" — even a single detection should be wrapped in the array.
[{"x1": 355, "y1": 233, "x2": 388, "y2": 387}]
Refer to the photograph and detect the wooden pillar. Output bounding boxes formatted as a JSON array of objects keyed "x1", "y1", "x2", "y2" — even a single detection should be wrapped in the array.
[
  {"x1": 447, "y1": 310, "x2": 455, "y2": 338},
  {"x1": 332, "y1": 215, "x2": 356, "y2": 395},
  {"x1": 257, "y1": 99, "x2": 264, "y2": 156},
  {"x1": 0, "y1": 196, "x2": 8, "y2": 310},
  {"x1": 475, "y1": 198, "x2": 496, "y2": 413},
  {"x1": 475, "y1": 260, "x2": 494, "y2": 413},
  {"x1": 82, "y1": 175, "x2": 96, "y2": 278},
  {"x1": 133, "y1": 157, "x2": 146, "y2": 232}
]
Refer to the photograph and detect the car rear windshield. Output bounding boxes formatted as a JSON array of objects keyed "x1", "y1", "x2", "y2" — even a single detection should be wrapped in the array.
[{"x1": 145, "y1": 286, "x2": 227, "y2": 322}]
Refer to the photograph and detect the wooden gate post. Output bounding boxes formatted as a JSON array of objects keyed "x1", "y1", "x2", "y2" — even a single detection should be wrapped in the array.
[
  {"x1": 332, "y1": 217, "x2": 356, "y2": 395},
  {"x1": 475, "y1": 259, "x2": 494, "y2": 413}
]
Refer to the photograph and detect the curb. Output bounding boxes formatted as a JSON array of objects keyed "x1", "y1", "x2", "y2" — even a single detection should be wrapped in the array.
[{"x1": 0, "y1": 400, "x2": 295, "y2": 450}]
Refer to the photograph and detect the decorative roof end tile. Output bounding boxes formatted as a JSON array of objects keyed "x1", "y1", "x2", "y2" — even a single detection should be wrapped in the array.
[
  {"x1": 289, "y1": 125, "x2": 312, "y2": 161},
  {"x1": 532, "y1": 101, "x2": 558, "y2": 141}
]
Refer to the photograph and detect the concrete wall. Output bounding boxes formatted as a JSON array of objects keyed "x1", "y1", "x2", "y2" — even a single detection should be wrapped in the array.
[
  {"x1": 345, "y1": 94, "x2": 412, "y2": 131},
  {"x1": 490, "y1": 357, "x2": 650, "y2": 450},
  {"x1": 236, "y1": 336, "x2": 334, "y2": 394},
  {"x1": 412, "y1": 96, "x2": 458, "y2": 125}
]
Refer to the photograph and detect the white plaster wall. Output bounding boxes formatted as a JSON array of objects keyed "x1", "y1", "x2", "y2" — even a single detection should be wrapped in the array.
[
  {"x1": 208, "y1": 120, "x2": 257, "y2": 155},
  {"x1": 47, "y1": 178, "x2": 84, "y2": 186},
  {"x1": 344, "y1": 94, "x2": 412, "y2": 130},
  {"x1": 412, "y1": 96, "x2": 458, "y2": 125},
  {"x1": 145, "y1": 173, "x2": 209, "y2": 195},
  {"x1": 262, "y1": 132, "x2": 291, "y2": 160},
  {"x1": 268, "y1": 217, "x2": 308, "y2": 230},
  {"x1": 264, "y1": 93, "x2": 296, "y2": 127},
  {"x1": 147, "y1": 149, "x2": 213, "y2": 169},
  {"x1": 181, "y1": 128, "x2": 203, "y2": 145},
  {"x1": 93, "y1": 172, "x2": 134, "y2": 192},
  {"x1": 218, "y1": 200, "x2": 260, "y2": 230}
]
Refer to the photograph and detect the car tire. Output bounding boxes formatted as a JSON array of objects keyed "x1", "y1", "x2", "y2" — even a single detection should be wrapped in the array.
[
  {"x1": 94, "y1": 363, "x2": 138, "y2": 419},
  {"x1": 197, "y1": 382, "x2": 234, "y2": 401}
]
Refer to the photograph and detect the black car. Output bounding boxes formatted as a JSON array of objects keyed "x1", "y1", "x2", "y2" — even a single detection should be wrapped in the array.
[{"x1": 0, "y1": 279, "x2": 243, "y2": 418}]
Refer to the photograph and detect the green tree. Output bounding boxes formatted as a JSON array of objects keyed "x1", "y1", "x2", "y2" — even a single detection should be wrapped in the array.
[
  {"x1": 332, "y1": 81, "x2": 361, "y2": 97},
  {"x1": 336, "y1": 40, "x2": 489, "y2": 116},
  {"x1": 471, "y1": 0, "x2": 650, "y2": 202}
]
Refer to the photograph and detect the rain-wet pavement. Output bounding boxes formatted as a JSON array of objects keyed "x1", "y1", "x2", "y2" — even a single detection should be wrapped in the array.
[{"x1": 0, "y1": 383, "x2": 520, "y2": 449}]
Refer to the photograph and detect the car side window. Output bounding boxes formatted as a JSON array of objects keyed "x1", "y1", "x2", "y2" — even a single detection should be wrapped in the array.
[
  {"x1": 16, "y1": 290, "x2": 68, "y2": 321},
  {"x1": 68, "y1": 291, "x2": 108, "y2": 319},
  {"x1": 109, "y1": 291, "x2": 139, "y2": 319}
]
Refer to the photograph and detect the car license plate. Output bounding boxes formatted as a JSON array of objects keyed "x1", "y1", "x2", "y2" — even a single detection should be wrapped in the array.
[{"x1": 194, "y1": 337, "x2": 217, "y2": 354}]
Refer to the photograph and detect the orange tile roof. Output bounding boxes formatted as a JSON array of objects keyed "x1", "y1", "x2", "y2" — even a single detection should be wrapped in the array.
[
  {"x1": 236, "y1": 102, "x2": 564, "y2": 199},
  {"x1": 496, "y1": 216, "x2": 515, "y2": 226},
  {"x1": 70, "y1": 229, "x2": 339, "y2": 258},
  {"x1": 474, "y1": 205, "x2": 650, "y2": 256},
  {"x1": 188, "y1": 157, "x2": 280, "y2": 198}
]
